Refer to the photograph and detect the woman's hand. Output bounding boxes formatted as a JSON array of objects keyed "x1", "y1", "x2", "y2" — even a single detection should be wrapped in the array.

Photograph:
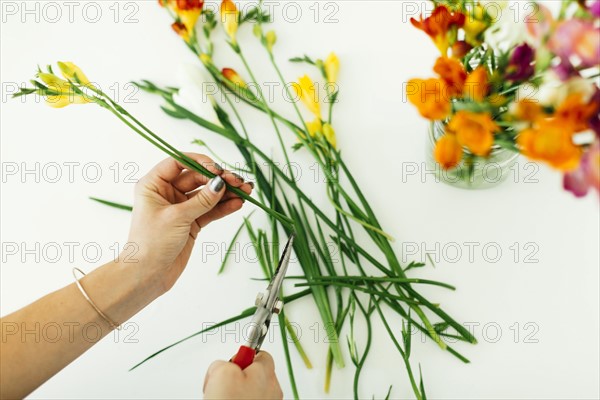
[
  {"x1": 126, "y1": 153, "x2": 252, "y2": 293},
  {"x1": 203, "y1": 352, "x2": 283, "y2": 399}
]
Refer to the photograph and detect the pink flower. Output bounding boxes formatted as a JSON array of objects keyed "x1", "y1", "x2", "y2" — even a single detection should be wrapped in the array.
[
  {"x1": 564, "y1": 141, "x2": 600, "y2": 197},
  {"x1": 525, "y1": 3, "x2": 553, "y2": 44},
  {"x1": 549, "y1": 20, "x2": 600, "y2": 70}
]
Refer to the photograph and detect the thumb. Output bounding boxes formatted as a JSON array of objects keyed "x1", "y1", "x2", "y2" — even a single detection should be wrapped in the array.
[{"x1": 177, "y1": 176, "x2": 226, "y2": 221}]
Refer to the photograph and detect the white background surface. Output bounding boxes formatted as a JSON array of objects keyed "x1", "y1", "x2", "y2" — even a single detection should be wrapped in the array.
[{"x1": 1, "y1": 1, "x2": 599, "y2": 399}]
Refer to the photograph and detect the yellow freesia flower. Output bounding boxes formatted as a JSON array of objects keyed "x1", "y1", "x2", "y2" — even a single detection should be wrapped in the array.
[
  {"x1": 38, "y1": 67, "x2": 93, "y2": 108},
  {"x1": 463, "y1": 4, "x2": 490, "y2": 46},
  {"x1": 324, "y1": 52, "x2": 339, "y2": 84},
  {"x1": 160, "y1": 0, "x2": 203, "y2": 42},
  {"x1": 57, "y1": 62, "x2": 91, "y2": 85},
  {"x1": 221, "y1": 0, "x2": 239, "y2": 42},
  {"x1": 463, "y1": 19, "x2": 487, "y2": 46},
  {"x1": 265, "y1": 31, "x2": 277, "y2": 52},
  {"x1": 302, "y1": 119, "x2": 336, "y2": 148},
  {"x1": 38, "y1": 72, "x2": 71, "y2": 89},
  {"x1": 178, "y1": 9, "x2": 201, "y2": 35},
  {"x1": 306, "y1": 118, "x2": 322, "y2": 137},
  {"x1": 322, "y1": 123, "x2": 337, "y2": 148},
  {"x1": 293, "y1": 75, "x2": 321, "y2": 119}
]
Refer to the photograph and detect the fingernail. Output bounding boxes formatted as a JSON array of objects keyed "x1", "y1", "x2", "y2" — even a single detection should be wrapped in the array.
[
  {"x1": 248, "y1": 181, "x2": 255, "y2": 189},
  {"x1": 209, "y1": 176, "x2": 225, "y2": 193},
  {"x1": 214, "y1": 163, "x2": 224, "y2": 172},
  {"x1": 231, "y1": 172, "x2": 244, "y2": 182}
]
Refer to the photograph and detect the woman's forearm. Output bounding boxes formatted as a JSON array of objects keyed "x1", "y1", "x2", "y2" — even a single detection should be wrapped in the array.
[
  {"x1": 0, "y1": 258, "x2": 164, "y2": 399},
  {"x1": 1, "y1": 154, "x2": 252, "y2": 399}
]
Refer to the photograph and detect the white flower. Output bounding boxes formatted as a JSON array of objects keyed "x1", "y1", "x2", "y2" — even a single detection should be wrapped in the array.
[
  {"x1": 173, "y1": 63, "x2": 222, "y2": 126},
  {"x1": 527, "y1": 71, "x2": 597, "y2": 107},
  {"x1": 483, "y1": 1, "x2": 527, "y2": 52}
]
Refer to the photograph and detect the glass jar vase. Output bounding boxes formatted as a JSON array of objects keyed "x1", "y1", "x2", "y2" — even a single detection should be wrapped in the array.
[{"x1": 425, "y1": 121, "x2": 520, "y2": 189}]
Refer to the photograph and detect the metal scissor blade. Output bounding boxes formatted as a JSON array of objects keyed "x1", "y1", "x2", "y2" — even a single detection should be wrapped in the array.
[{"x1": 265, "y1": 234, "x2": 295, "y2": 306}]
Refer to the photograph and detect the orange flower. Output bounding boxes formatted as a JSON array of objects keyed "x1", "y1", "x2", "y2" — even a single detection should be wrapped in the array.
[
  {"x1": 162, "y1": 0, "x2": 204, "y2": 42},
  {"x1": 410, "y1": 6, "x2": 465, "y2": 55},
  {"x1": 435, "y1": 133, "x2": 463, "y2": 169},
  {"x1": 513, "y1": 100, "x2": 544, "y2": 122},
  {"x1": 554, "y1": 93, "x2": 598, "y2": 133},
  {"x1": 406, "y1": 78, "x2": 450, "y2": 120},
  {"x1": 463, "y1": 66, "x2": 488, "y2": 101},
  {"x1": 452, "y1": 40, "x2": 472, "y2": 58},
  {"x1": 433, "y1": 57, "x2": 467, "y2": 97},
  {"x1": 222, "y1": 68, "x2": 247, "y2": 88},
  {"x1": 447, "y1": 111, "x2": 499, "y2": 156},
  {"x1": 171, "y1": 21, "x2": 190, "y2": 42},
  {"x1": 518, "y1": 120, "x2": 581, "y2": 171}
]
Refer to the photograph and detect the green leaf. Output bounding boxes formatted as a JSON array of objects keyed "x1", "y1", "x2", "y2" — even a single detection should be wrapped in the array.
[
  {"x1": 419, "y1": 365, "x2": 427, "y2": 400},
  {"x1": 89, "y1": 197, "x2": 132, "y2": 211},
  {"x1": 403, "y1": 317, "x2": 412, "y2": 358},
  {"x1": 289, "y1": 55, "x2": 316, "y2": 65},
  {"x1": 434, "y1": 322, "x2": 450, "y2": 334},
  {"x1": 160, "y1": 105, "x2": 185, "y2": 119},
  {"x1": 384, "y1": 385, "x2": 393, "y2": 400},
  {"x1": 278, "y1": 311, "x2": 300, "y2": 399},
  {"x1": 291, "y1": 142, "x2": 304, "y2": 151},
  {"x1": 218, "y1": 216, "x2": 249, "y2": 274}
]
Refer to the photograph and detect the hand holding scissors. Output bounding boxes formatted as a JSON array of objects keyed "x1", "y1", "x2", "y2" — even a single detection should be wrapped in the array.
[{"x1": 230, "y1": 234, "x2": 295, "y2": 370}]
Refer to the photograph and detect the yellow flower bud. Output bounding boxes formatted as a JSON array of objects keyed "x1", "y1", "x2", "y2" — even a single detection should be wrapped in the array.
[
  {"x1": 322, "y1": 123, "x2": 337, "y2": 148},
  {"x1": 200, "y1": 53, "x2": 213, "y2": 66},
  {"x1": 324, "y1": 52, "x2": 339, "y2": 84},
  {"x1": 265, "y1": 31, "x2": 277, "y2": 52},
  {"x1": 306, "y1": 118, "x2": 322, "y2": 138},
  {"x1": 221, "y1": 0, "x2": 239, "y2": 42},
  {"x1": 57, "y1": 62, "x2": 91, "y2": 86},
  {"x1": 222, "y1": 68, "x2": 247, "y2": 88}
]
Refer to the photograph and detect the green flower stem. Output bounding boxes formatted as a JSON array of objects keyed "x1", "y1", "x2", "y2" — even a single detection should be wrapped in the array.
[
  {"x1": 308, "y1": 276, "x2": 456, "y2": 291},
  {"x1": 325, "y1": 184, "x2": 394, "y2": 241},
  {"x1": 284, "y1": 316, "x2": 312, "y2": 369},
  {"x1": 237, "y1": 48, "x2": 296, "y2": 182},
  {"x1": 373, "y1": 300, "x2": 422, "y2": 400},
  {"x1": 352, "y1": 296, "x2": 375, "y2": 400},
  {"x1": 278, "y1": 310, "x2": 299, "y2": 399},
  {"x1": 294, "y1": 282, "x2": 423, "y2": 306}
]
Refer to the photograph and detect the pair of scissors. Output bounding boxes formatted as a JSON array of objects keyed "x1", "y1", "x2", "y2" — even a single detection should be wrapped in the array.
[{"x1": 230, "y1": 234, "x2": 295, "y2": 370}]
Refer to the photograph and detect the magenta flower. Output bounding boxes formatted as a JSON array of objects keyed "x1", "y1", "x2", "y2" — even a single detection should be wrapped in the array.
[
  {"x1": 554, "y1": 58, "x2": 579, "y2": 81},
  {"x1": 506, "y1": 43, "x2": 535, "y2": 81},
  {"x1": 564, "y1": 141, "x2": 600, "y2": 197},
  {"x1": 589, "y1": 0, "x2": 600, "y2": 18},
  {"x1": 590, "y1": 90, "x2": 600, "y2": 137}
]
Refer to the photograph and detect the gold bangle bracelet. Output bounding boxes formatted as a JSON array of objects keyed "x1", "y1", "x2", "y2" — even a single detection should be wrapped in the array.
[{"x1": 72, "y1": 267, "x2": 121, "y2": 330}]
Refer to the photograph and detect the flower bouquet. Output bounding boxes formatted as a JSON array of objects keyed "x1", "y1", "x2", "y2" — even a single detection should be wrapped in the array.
[
  {"x1": 14, "y1": 1, "x2": 478, "y2": 398},
  {"x1": 407, "y1": 0, "x2": 600, "y2": 195}
]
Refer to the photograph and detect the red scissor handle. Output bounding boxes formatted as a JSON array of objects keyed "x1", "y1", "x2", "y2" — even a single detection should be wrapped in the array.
[{"x1": 231, "y1": 345, "x2": 256, "y2": 370}]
